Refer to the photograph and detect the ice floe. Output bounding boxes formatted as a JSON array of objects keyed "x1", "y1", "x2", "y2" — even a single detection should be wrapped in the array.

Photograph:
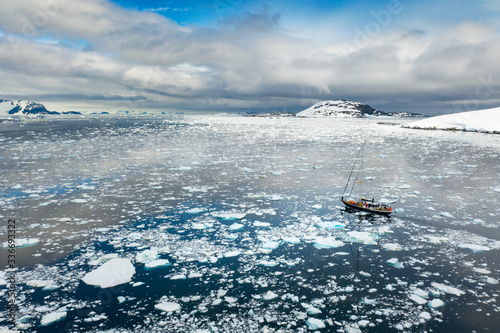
[
  {"x1": 81, "y1": 258, "x2": 135, "y2": 288},
  {"x1": 40, "y1": 311, "x2": 67, "y2": 326},
  {"x1": 155, "y1": 302, "x2": 181, "y2": 313}
]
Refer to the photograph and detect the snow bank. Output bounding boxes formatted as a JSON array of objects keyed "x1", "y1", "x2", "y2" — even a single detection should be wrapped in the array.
[
  {"x1": 406, "y1": 107, "x2": 500, "y2": 133},
  {"x1": 82, "y1": 258, "x2": 135, "y2": 288}
]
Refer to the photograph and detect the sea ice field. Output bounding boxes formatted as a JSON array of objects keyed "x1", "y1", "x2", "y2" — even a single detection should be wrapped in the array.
[{"x1": 1, "y1": 115, "x2": 499, "y2": 332}]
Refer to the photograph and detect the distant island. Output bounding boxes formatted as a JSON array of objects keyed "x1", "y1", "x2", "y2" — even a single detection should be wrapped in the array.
[{"x1": 248, "y1": 100, "x2": 421, "y2": 118}]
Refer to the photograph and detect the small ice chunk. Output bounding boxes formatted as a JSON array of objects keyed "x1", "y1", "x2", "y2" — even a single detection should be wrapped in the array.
[
  {"x1": 439, "y1": 212, "x2": 454, "y2": 218},
  {"x1": 386, "y1": 258, "x2": 404, "y2": 269},
  {"x1": 117, "y1": 296, "x2": 126, "y2": 304},
  {"x1": 224, "y1": 296, "x2": 237, "y2": 304},
  {"x1": 458, "y1": 244, "x2": 490, "y2": 253},
  {"x1": 428, "y1": 299, "x2": 445, "y2": 309},
  {"x1": 145, "y1": 259, "x2": 171, "y2": 269},
  {"x1": 485, "y1": 277, "x2": 499, "y2": 284},
  {"x1": 473, "y1": 267, "x2": 491, "y2": 274},
  {"x1": 262, "y1": 291, "x2": 279, "y2": 301},
  {"x1": 212, "y1": 212, "x2": 246, "y2": 220},
  {"x1": 185, "y1": 207, "x2": 206, "y2": 214},
  {"x1": 306, "y1": 318, "x2": 325, "y2": 330},
  {"x1": 188, "y1": 272, "x2": 203, "y2": 278},
  {"x1": 424, "y1": 236, "x2": 449, "y2": 244},
  {"x1": 224, "y1": 251, "x2": 241, "y2": 258},
  {"x1": 317, "y1": 221, "x2": 345, "y2": 229},
  {"x1": 259, "y1": 260, "x2": 278, "y2": 267},
  {"x1": 136, "y1": 249, "x2": 159, "y2": 264},
  {"x1": 40, "y1": 311, "x2": 67, "y2": 326},
  {"x1": 81, "y1": 258, "x2": 135, "y2": 288},
  {"x1": 313, "y1": 237, "x2": 344, "y2": 249},
  {"x1": 155, "y1": 302, "x2": 180, "y2": 312},
  {"x1": 262, "y1": 241, "x2": 280, "y2": 250},
  {"x1": 254, "y1": 221, "x2": 271, "y2": 227},
  {"x1": 419, "y1": 311, "x2": 431, "y2": 321},
  {"x1": 228, "y1": 223, "x2": 245, "y2": 231},
  {"x1": 358, "y1": 319, "x2": 370, "y2": 328},
  {"x1": 2, "y1": 238, "x2": 39, "y2": 248},
  {"x1": 409, "y1": 294, "x2": 427, "y2": 305},
  {"x1": 431, "y1": 282, "x2": 465, "y2": 296},
  {"x1": 191, "y1": 223, "x2": 208, "y2": 230},
  {"x1": 27, "y1": 280, "x2": 55, "y2": 288},
  {"x1": 382, "y1": 243, "x2": 403, "y2": 251},
  {"x1": 170, "y1": 274, "x2": 187, "y2": 280},
  {"x1": 347, "y1": 231, "x2": 378, "y2": 245},
  {"x1": 282, "y1": 236, "x2": 301, "y2": 244}
]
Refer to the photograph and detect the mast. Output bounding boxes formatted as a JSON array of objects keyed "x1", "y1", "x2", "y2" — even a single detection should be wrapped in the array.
[
  {"x1": 342, "y1": 144, "x2": 364, "y2": 198},
  {"x1": 343, "y1": 143, "x2": 365, "y2": 199}
]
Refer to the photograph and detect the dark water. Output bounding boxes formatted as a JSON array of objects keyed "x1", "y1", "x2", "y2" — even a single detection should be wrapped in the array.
[{"x1": 0, "y1": 116, "x2": 499, "y2": 332}]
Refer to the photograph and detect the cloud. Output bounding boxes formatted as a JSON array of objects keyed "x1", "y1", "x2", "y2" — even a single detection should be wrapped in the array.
[{"x1": 0, "y1": 0, "x2": 499, "y2": 114}]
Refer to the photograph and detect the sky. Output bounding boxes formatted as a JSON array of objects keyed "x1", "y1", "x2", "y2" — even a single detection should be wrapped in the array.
[{"x1": 0, "y1": 0, "x2": 499, "y2": 115}]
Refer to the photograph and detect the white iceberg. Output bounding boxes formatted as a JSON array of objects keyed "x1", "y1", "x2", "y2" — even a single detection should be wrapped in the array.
[
  {"x1": 136, "y1": 249, "x2": 159, "y2": 264},
  {"x1": 262, "y1": 241, "x2": 280, "y2": 250},
  {"x1": 155, "y1": 302, "x2": 181, "y2": 312},
  {"x1": 145, "y1": 259, "x2": 171, "y2": 269},
  {"x1": 40, "y1": 311, "x2": 67, "y2": 326},
  {"x1": 347, "y1": 231, "x2": 378, "y2": 245},
  {"x1": 212, "y1": 212, "x2": 246, "y2": 220},
  {"x1": 313, "y1": 237, "x2": 345, "y2": 249},
  {"x1": 430, "y1": 282, "x2": 465, "y2": 296},
  {"x1": 262, "y1": 291, "x2": 279, "y2": 300},
  {"x1": 306, "y1": 318, "x2": 325, "y2": 330},
  {"x1": 228, "y1": 223, "x2": 245, "y2": 231},
  {"x1": 81, "y1": 258, "x2": 135, "y2": 288},
  {"x1": 457, "y1": 244, "x2": 490, "y2": 253}
]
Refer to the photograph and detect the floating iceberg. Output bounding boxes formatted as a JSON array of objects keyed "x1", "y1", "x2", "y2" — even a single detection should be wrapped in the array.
[
  {"x1": 313, "y1": 237, "x2": 345, "y2": 249},
  {"x1": 262, "y1": 241, "x2": 280, "y2": 250},
  {"x1": 155, "y1": 302, "x2": 181, "y2": 312},
  {"x1": 40, "y1": 311, "x2": 67, "y2": 326},
  {"x1": 212, "y1": 212, "x2": 246, "y2": 220},
  {"x1": 228, "y1": 223, "x2": 245, "y2": 231},
  {"x1": 457, "y1": 244, "x2": 490, "y2": 253},
  {"x1": 82, "y1": 258, "x2": 135, "y2": 288},
  {"x1": 145, "y1": 259, "x2": 171, "y2": 270},
  {"x1": 262, "y1": 291, "x2": 279, "y2": 301},
  {"x1": 306, "y1": 318, "x2": 325, "y2": 330},
  {"x1": 347, "y1": 231, "x2": 378, "y2": 245},
  {"x1": 430, "y1": 282, "x2": 465, "y2": 296},
  {"x1": 2, "y1": 238, "x2": 39, "y2": 248},
  {"x1": 317, "y1": 221, "x2": 345, "y2": 229},
  {"x1": 136, "y1": 249, "x2": 159, "y2": 264}
]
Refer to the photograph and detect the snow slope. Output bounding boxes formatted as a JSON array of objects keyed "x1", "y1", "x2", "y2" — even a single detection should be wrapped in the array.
[{"x1": 407, "y1": 107, "x2": 500, "y2": 133}]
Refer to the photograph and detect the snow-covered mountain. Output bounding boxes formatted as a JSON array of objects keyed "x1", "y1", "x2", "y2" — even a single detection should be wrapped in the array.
[
  {"x1": 296, "y1": 100, "x2": 385, "y2": 118},
  {"x1": 405, "y1": 106, "x2": 500, "y2": 133},
  {"x1": 296, "y1": 99, "x2": 420, "y2": 118},
  {"x1": 0, "y1": 99, "x2": 59, "y2": 116}
]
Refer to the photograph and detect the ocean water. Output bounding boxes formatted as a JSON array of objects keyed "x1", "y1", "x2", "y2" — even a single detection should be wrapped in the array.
[{"x1": 0, "y1": 115, "x2": 499, "y2": 332}]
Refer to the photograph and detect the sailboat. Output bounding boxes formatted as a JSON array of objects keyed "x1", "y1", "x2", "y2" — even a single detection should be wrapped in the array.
[{"x1": 341, "y1": 144, "x2": 392, "y2": 216}]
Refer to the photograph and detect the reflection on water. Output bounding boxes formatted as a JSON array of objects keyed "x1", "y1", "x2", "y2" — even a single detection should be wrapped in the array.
[{"x1": 0, "y1": 116, "x2": 499, "y2": 332}]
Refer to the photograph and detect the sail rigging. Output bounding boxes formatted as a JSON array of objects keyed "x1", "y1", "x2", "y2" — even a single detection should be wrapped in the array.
[{"x1": 341, "y1": 144, "x2": 392, "y2": 216}]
